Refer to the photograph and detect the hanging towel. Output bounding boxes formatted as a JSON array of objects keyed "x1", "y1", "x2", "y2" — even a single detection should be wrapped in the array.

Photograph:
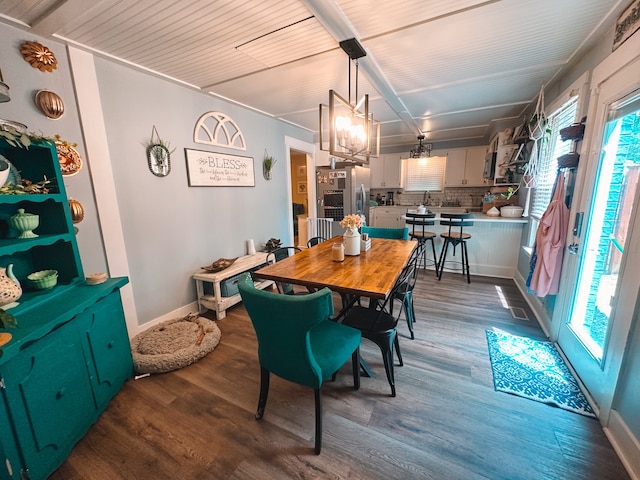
[{"x1": 529, "y1": 171, "x2": 569, "y2": 297}]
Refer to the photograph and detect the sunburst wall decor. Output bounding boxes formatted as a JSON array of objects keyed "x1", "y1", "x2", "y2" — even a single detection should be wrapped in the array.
[{"x1": 20, "y1": 41, "x2": 58, "y2": 72}]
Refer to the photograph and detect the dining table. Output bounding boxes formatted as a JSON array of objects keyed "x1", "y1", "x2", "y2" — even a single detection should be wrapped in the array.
[{"x1": 253, "y1": 236, "x2": 417, "y2": 302}]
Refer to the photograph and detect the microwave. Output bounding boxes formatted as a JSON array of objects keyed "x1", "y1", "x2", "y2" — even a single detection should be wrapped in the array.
[{"x1": 483, "y1": 152, "x2": 496, "y2": 179}]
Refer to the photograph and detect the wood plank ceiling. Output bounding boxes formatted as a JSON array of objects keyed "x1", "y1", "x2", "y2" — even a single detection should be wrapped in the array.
[{"x1": 0, "y1": 0, "x2": 628, "y2": 150}]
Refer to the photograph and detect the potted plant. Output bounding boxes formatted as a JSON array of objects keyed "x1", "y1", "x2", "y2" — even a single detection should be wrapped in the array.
[{"x1": 263, "y1": 150, "x2": 276, "y2": 180}]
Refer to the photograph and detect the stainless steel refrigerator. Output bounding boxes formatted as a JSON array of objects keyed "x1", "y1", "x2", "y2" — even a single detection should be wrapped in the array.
[{"x1": 316, "y1": 164, "x2": 370, "y2": 234}]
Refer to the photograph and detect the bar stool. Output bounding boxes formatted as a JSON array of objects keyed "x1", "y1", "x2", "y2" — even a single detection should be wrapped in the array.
[
  {"x1": 404, "y1": 211, "x2": 439, "y2": 273},
  {"x1": 437, "y1": 213, "x2": 474, "y2": 283}
]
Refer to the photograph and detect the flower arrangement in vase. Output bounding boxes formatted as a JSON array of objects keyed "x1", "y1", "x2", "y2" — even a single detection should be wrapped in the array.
[{"x1": 340, "y1": 214, "x2": 363, "y2": 256}]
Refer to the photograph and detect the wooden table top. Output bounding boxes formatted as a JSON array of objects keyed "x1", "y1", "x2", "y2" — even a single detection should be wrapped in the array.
[{"x1": 253, "y1": 237, "x2": 417, "y2": 300}]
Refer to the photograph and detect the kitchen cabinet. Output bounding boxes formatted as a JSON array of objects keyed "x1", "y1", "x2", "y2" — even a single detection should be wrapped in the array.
[
  {"x1": 0, "y1": 138, "x2": 131, "y2": 479},
  {"x1": 370, "y1": 206, "x2": 404, "y2": 228},
  {"x1": 370, "y1": 154, "x2": 405, "y2": 189},
  {"x1": 442, "y1": 146, "x2": 488, "y2": 186}
]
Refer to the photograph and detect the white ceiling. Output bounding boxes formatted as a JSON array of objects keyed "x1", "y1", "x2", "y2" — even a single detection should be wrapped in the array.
[{"x1": 0, "y1": 0, "x2": 628, "y2": 150}]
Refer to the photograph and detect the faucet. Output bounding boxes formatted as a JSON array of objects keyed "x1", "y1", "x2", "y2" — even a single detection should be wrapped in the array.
[{"x1": 422, "y1": 191, "x2": 431, "y2": 206}]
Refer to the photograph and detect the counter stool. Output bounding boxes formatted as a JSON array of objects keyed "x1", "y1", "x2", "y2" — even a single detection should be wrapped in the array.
[
  {"x1": 437, "y1": 213, "x2": 474, "y2": 283},
  {"x1": 404, "y1": 211, "x2": 439, "y2": 273}
]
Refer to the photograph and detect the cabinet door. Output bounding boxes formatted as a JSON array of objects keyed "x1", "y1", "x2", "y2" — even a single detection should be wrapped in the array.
[
  {"x1": 370, "y1": 157, "x2": 385, "y2": 188},
  {"x1": 382, "y1": 154, "x2": 404, "y2": 189},
  {"x1": 1, "y1": 321, "x2": 95, "y2": 480},
  {"x1": 444, "y1": 149, "x2": 466, "y2": 185},
  {"x1": 464, "y1": 146, "x2": 488, "y2": 186},
  {"x1": 80, "y1": 290, "x2": 133, "y2": 409},
  {"x1": 372, "y1": 208, "x2": 401, "y2": 228},
  {"x1": 0, "y1": 400, "x2": 20, "y2": 480}
]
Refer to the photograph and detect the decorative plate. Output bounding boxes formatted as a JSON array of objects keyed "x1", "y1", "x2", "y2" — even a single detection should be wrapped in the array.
[
  {"x1": 56, "y1": 140, "x2": 82, "y2": 176},
  {"x1": 202, "y1": 258, "x2": 238, "y2": 273}
]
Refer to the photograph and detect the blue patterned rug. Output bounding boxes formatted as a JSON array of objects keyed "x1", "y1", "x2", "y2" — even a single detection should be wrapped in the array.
[{"x1": 486, "y1": 330, "x2": 596, "y2": 417}]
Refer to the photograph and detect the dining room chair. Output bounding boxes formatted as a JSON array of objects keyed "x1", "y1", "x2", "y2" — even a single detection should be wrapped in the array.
[
  {"x1": 390, "y1": 241, "x2": 425, "y2": 340},
  {"x1": 404, "y1": 211, "x2": 439, "y2": 272},
  {"x1": 341, "y1": 260, "x2": 415, "y2": 397},
  {"x1": 437, "y1": 213, "x2": 474, "y2": 283},
  {"x1": 237, "y1": 274, "x2": 361, "y2": 455},
  {"x1": 307, "y1": 236, "x2": 327, "y2": 248},
  {"x1": 265, "y1": 246, "x2": 302, "y2": 294},
  {"x1": 360, "y1": 226, "x2": 409, "y2": 240}
]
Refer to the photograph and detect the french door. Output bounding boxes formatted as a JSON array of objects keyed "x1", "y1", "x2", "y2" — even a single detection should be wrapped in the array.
[{"x1": 555, "y1": 55, "x2": 640, "y2": 417}]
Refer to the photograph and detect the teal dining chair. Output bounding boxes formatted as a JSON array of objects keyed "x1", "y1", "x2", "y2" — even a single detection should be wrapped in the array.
[
  {"x1": 361, "y1": 226, "x2": 409, "y2": 240},
  {"x1": 238, "y1": 274, "x2": 362, "y2": 455}
]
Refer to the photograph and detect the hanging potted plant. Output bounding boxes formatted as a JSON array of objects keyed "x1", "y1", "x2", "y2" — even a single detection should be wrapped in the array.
[{"x1": 263, "y1": 150, "x2": 276, "y2": 180}]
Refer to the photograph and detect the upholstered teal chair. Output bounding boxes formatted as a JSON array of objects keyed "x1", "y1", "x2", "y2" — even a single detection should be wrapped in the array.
[
  {"x1": 238, "y1": 274, "x2": 361, "y2": 454},
  {"x1": 361, "y1": 226, "x2": 409, "y2": 240}
]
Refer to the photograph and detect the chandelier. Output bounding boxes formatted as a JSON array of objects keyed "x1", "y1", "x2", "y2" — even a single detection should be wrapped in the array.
[
  {"x1": 410, "y1": 135, "x2": 432, "y2": 158},
  {"x1": 319, "y1": 38, "x2": 380, "y2": 163}
]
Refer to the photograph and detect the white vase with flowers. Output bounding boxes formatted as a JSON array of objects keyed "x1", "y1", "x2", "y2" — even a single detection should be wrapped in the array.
[{"x1": 340, "y1": 214, "x2": 363, "y2": 256}]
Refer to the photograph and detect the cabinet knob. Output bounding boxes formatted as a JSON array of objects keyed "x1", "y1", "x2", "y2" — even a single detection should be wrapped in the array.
[
  {"x1": 56, "y1": 387, "x2": 66, "y2": 399},
  {"x1": 107, "y1": 340, "x2": 114, "y2": 349}
]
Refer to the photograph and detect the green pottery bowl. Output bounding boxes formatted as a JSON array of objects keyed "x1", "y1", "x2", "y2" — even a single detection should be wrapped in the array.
[{"x1": 27, "y1": 269, "x2": 58, "y2": 289}]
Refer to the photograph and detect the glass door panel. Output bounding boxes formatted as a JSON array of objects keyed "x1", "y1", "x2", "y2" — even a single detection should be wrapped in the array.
[{"x1": 568, "y1": 107, "x2": 640, "y2": 362}]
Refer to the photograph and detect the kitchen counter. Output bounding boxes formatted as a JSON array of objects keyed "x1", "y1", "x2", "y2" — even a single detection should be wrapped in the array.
[{"x1": 369, "y1": 206, "x2": 528, "y2": 278}]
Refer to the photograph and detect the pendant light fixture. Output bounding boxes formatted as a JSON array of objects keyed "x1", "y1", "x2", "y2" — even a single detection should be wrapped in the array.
[
  {"x1": 410, "y1": 135, "x2": 432, "y2": 158},
  {"x1": 319, "y1": 38, "x2": 380, "y2": 163}
]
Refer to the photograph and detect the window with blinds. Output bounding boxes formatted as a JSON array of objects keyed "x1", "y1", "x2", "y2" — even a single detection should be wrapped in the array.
[
  {"x1": 529, "y1": 97, "x2": 579, "y2": 219},
  {"x1": 403, "y1": 156, "x2": 447, "y2": 191}
]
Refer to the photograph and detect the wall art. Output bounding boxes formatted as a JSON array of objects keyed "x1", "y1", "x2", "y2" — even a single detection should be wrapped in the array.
[
  {"x1": 193, "y1": 111, "x2": 246, "y2": 150},
  {"x1": 185, "y1": 148, "x2": 254, "y2": 187},
  {"x1": 20, "y1": 41, "x2": 57, "y2": 72},
  {"x1": 145, "y1": 126, "x2": 173, "y2": 177},
  {"x1": 34, "y1": 90, "x2": 64, "y2": 119}
]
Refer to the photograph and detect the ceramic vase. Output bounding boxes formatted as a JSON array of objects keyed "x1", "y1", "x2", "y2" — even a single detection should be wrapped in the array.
[
  {"x1": 343, "y1": 227, "x2": 361, "y2": 256},
  {"x1": 0, "y1": 264, "x2": 22, "y2": 309},
  {"x1": 8, "y1": 208, "x2": 39, "y2": 239}
]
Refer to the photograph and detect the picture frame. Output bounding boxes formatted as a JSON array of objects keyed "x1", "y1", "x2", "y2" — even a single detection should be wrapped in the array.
[
  {"x1": 297, "y1": 165, "x2": 306, "y2": 177},
  {"x1": 297, "y1": 182, "x2": 307, "y2": 194},
  {"x1": 184, "y1": 148, "x2": 255, "y2": 186}
]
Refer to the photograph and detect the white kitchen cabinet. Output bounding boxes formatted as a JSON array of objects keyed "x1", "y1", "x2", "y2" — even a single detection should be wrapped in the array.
[
  {"x1": 465, "y1": 146, "x2": 489, "y2": 185},
  {"x1": 370, "y1": 154, "x2": 405, "y2": 189},
  {"x1": 370, "y1": 206, "x2": 403, "y2": 228},
  {"x1": 443, "y1": 146, "x2": 488, "y2": 186}
]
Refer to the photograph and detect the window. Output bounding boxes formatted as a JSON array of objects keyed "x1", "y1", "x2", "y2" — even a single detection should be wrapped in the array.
[
  {"x1": 403, "y1": 156, "x2": 446, "y2": 191},
  {"x1": 526, "y1": 96, "x2": 579, "y2": 248},
  {"x1": 529, "y1": 97, "x2": 579, "y2": 219}
]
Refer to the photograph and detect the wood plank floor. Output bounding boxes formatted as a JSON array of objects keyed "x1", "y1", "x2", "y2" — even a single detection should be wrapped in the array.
[{"x1": 50, "y1": 272, "x2": 630, "y2": 480}]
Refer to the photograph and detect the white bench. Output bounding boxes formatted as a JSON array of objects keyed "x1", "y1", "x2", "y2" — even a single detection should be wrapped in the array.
[{"x1": 193, "y1": 252, "x2": 274, "y2": 319}]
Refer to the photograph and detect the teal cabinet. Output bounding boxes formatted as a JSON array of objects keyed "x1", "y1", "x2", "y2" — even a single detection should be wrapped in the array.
[{"x1": 0, "y1": 138, "x2": 132, "y2": 478}]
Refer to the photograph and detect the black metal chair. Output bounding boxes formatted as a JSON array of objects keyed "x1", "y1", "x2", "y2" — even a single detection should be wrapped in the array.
[
  {"x1": 341, "y1": 260, "x2": 415, "y2": 397},
  {"x1": 307, "y1": 236, "x2": 327, "y2": 248},
  {"x1": 437, "y1": 213, "x2": 474, "y2": 283},
  {"x1": 405, "y1": 211, "x2": 439, "y2": 273},
  {"x1": 390, "y1": 241, "x2": 424, "y2": 340},
  {"x1": 265, "y1": 246, "x2": 302, "y2": 294}
]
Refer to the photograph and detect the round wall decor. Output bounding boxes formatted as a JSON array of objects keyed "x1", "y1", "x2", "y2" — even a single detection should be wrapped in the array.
[
  {"x1": 20, "y1": 41, "x2": 58, "y2": 72},
  {"x1": 68, "y1": 199, "x2": 85, "y2": 223},
  {"x1": 34, "y1": 90, "x2": 64, "y2": 119},
  {"x1": 55, "y1": 139, "x2": 82, "y2": 176}
]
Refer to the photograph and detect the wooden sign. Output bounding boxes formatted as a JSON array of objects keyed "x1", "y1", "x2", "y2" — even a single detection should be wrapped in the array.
[
  {"x1": 185, "y1": 148, "x2": 255, "y2": 187},
  {"x1": 613, "y1": 0, "x2": 640, "y2": 51}
]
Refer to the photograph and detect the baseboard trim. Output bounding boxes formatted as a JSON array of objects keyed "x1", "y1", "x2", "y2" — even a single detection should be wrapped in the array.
[
  {"x1": 513, "y1": 271, "x2": 552, "y2": 338},
  {"x1": 604, "y1": 410, "x2": 640, "y2": 480}
]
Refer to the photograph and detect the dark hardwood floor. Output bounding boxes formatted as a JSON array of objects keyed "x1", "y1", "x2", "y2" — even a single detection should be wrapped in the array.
[{"x1": 50, "y1": 272, "x2": 630, "y2": 479}]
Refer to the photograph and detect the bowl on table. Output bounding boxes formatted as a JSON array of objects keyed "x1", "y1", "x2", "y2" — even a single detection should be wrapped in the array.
[{"x1": 500, "y1": 206, "x2": 524, "y2": 218}]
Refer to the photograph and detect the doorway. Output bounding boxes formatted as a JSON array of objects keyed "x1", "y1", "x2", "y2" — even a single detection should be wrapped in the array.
[
  {"x1": 555, "y1": 55, "x2": 640, "y2": 417},
  {"x1": 284, "y1": 136, "x2": 316, "y2": 248}
]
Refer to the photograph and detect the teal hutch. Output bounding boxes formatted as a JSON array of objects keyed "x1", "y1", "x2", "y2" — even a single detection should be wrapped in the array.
[{"x1": 0, "y1": 138, "x2": 132, "y2": 480}]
